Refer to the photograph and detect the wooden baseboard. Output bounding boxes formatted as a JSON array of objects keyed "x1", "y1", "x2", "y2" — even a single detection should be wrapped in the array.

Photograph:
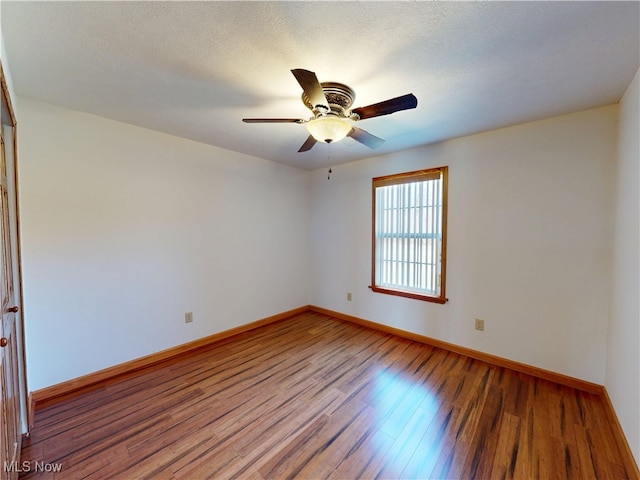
[
  {"x1": 309, "y1": 305, "x2": 603, "y2": 395},
  {"x1": 32, "y1": 304, "x2": 604, "y2": 400},
  {"x1": 601, "y1": 387, "x2": 640, "y2": 477},
  {"x1": 31, "y1": 305, "x2": 309, "y2": 408}
]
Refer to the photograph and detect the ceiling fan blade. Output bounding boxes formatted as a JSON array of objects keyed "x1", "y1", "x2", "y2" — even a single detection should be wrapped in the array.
[
  {"x1": 242, "y1": 118, "x2": 306, "y2": 123},
  {"x1": 298, "y1": 135, "x2": 317, "y2": 152},
  {"x1": 291, "y1": 69, "x2": 328, "y2": 110},
  {"x1": 351, "y1": 93, "x2": 417, "y2": 120},
  {"x1": 348, "y1": 127, "x2": 385, "y2": 149}
]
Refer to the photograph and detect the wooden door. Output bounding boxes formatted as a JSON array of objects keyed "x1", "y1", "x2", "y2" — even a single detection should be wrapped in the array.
[{"x1": 0, "y1": 65, "x2": 24, "y2": 480}]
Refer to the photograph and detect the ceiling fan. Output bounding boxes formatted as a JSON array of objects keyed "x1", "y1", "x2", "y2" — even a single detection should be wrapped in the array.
[{"x1": 243, "y1": 69, "x2": 418, "y2": 153}]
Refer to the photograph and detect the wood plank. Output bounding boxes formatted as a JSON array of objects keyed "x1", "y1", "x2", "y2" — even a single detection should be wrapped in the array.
[{"x1": 489, "y1": 412, "x2": 522, "y2": 480}]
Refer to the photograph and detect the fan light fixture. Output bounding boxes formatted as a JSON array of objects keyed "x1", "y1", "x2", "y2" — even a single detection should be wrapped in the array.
[
  {"x1": 242, "y1": 69, "x2": 418, "y2": 152},
  {"x1": 306, "y1": 115, "x2": 352, "y2": 144}
]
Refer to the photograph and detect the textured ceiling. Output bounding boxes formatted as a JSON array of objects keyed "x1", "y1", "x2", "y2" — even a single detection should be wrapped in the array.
[{"x1": 1, "y1": 1, "x2": 639, "y2": 170}]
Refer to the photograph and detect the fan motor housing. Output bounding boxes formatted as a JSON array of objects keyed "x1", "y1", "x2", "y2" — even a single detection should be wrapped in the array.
[{"x1": 302, "y1": 82, "x2": 356, "y2": 114}]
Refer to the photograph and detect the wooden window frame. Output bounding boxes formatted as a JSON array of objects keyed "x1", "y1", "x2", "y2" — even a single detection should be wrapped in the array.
[{"x1": 370, "y1": 166, "x2": 448, "y2": 304}]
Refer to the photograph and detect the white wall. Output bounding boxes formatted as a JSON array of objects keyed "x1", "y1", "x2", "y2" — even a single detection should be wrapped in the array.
[
  {"x1": 310, "y1": 105, "x2": 618, "y2": 384},
  {"x1": 606, "y1": 68, "x2": 640, "y2": 465},
  {"x1": 16, "y1": 98, "x2": 311, "y2": 391}
]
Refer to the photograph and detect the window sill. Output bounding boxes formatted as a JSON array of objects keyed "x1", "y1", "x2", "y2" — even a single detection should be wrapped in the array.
[{"x1": 369, "y1": 285, "x2": 448, "y2": 304}]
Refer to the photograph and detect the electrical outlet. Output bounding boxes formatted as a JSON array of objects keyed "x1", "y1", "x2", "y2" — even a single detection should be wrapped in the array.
[
  {"x1": 347, "y1": 292, "x2": 352, "y2": 301},
  {"x1": 185, "y1": 312, "x2": 193, "y2": 324},
  {"x1": 475, "y1": 318, "x2": 484, "y2": 331}
]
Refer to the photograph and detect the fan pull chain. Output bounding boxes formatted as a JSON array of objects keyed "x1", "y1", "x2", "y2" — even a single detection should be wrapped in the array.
[{"x1": 327, "y1": 144, "x2": 332, "y2": 180}]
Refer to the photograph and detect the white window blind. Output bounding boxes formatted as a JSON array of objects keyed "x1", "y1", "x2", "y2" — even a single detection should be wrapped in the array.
[{"x1": 372, "y1": 167, "x2": 448, "y2": 303}]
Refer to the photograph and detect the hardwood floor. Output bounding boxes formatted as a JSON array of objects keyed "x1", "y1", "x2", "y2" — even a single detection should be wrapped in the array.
[{"x1": 19, "y1": 311, "x2": 635, "y2": 479}]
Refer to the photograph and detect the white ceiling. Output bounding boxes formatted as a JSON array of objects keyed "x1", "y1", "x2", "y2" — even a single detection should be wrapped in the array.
[{"x1": 2, "y1": 1, "x2": 639, "y2": 170}]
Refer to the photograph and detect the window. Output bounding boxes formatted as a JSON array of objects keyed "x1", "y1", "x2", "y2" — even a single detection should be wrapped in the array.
[{"x1": 371, "y1": 166, "x2": 448, "y2": 303}]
